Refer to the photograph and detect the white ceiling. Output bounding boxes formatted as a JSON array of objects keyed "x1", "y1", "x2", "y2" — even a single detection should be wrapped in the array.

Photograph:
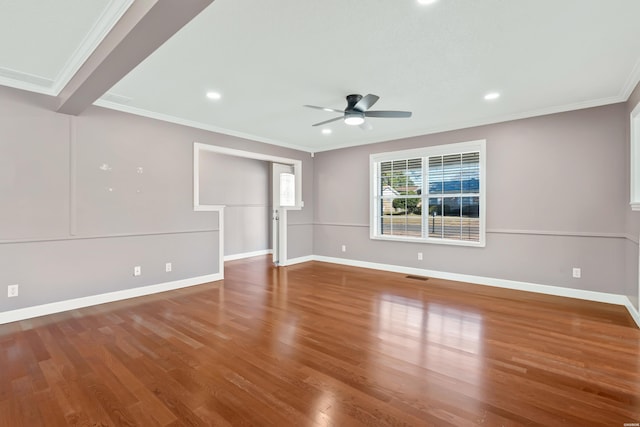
[
  {"x1": 0, "y1": 0, "x2": 132, "y2": 94},
  {"x1": 2, "y1": 0, "x2": 640, "y2": 153}
]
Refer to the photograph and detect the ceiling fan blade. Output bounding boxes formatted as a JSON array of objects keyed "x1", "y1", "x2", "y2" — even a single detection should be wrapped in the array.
[
  {"x1": 353, "y1": 94, "x2": 379, "y2": 112},
  {"x1": 359, "y1": 121, "x2": 373, "y2": 131},
  {"x1": 304, "y1": 105, "x2": 345, "y2": 113},
  {"x1": 364, "y1": 110, "x2": 412, "y2": 118},
  {"x1": 312, "y1": 116, "x2": 343, "y2": 127}
]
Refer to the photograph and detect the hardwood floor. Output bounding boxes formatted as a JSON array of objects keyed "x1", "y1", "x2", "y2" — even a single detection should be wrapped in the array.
[{"x1": 1, "y1": 256, "x2": 639, "y2": 426}]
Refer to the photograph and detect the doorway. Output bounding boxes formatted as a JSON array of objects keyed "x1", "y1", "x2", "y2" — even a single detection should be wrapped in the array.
[
  {"x1": 272, "y1": 163, "x2": 295, "y2": 265},
  {"x1": 193, "y1": 143, "x2": 303, "y2": 275}
]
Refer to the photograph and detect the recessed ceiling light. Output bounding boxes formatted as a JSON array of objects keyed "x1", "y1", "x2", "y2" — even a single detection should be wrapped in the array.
[
  {"x1": 322, "y1": 129, "x2": 332, "y2": 135},
  {"x1": 206, "y1": 91, "x2": 221, "y2": 100},
  {"x1": 417, "y1": 0, "x2": 438, "y2": 5},
  {"x1": 484, "y1": 92, "x2": 500, "y2": 100}
]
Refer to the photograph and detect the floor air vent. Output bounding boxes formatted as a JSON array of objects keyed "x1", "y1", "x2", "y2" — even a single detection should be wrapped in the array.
[{"x1": 405, "y1": 275, "x2": 429, "y2": 281}]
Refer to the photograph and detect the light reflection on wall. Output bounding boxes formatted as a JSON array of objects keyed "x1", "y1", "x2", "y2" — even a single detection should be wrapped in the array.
[{"x1": 376, "y1": 294, "x2": 484, "y2": 389}]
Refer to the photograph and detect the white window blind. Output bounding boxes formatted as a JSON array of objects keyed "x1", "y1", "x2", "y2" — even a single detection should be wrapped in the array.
[
  {"x1": 427, "y1": 152, "x2": 480, "y2": 241},
  {"x1": 370, "y1": 140, "x2": 485, "y2": 247},
  {"x1": 379, "y1": 158, "x2": 423, "y2": 238}
]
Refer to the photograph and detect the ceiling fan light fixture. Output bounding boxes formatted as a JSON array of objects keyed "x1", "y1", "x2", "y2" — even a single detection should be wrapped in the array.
[
  {"x1": 344, "y1": 113, "x2": 365, "y2": 126},
  {"x1": 306, "y1": 94, "x2": 411, "y2": 128}
]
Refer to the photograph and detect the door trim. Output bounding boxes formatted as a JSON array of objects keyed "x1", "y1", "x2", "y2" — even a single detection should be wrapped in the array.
[
  {"x1": 193, "y1": 143, "x2": 303, "y2": 210},
  {"x1": 193, "y1": 142, "x2": 303, "y2": 272}
]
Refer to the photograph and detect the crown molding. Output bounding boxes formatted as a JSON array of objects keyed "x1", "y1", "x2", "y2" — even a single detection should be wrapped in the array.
[
  {"x1": 94, "y1": 99, "x2": 311, "y2": 153},
  {"x1": 51, "y1": 0, "x2": 134, "y2": 95},
  {"x1": 621, "y1": 57, "x2": 640, "y2": 100},
  {"x1": 0, "y1": 1, "x2": 133, "y2": 97},
  {"x1": 0, "y1": 67, "x2": 55, "y2": 95},
  {"x1": 311, "y1": 95, "x2": 626, "y2": 153}
]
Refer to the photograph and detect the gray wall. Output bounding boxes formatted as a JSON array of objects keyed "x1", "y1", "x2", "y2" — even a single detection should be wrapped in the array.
[
  {"x1": 0, "y1": 85, "x2": 312, "y2": 313},
  {"x1": 625, "y1": 81, "x2": 640, "y2": 310},
  {"x1": 199, "y1": 151, "x2": 271, "y2": 256},
  {"x1": 195, "y1": 146, "x2": 315, "y2": 261},
  {"x1": 1, "y1": 77, "x2": 636, "y2": 315},
  {"x1": 314, "y1": 103, "x2": 629, "y2": 295}
]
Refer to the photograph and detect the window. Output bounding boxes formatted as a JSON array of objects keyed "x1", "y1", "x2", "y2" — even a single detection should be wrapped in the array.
[
  {"x1": 279, "y1": 172, "x2": 295, "y2": 207},
  {"x1": 370, "y1": 140, "x2": 486, "y2": 247}
]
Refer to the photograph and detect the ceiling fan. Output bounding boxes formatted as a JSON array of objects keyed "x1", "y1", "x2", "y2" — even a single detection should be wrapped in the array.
[{"x1": 304, "y1": 94, "x2": 412, "y2": 129}]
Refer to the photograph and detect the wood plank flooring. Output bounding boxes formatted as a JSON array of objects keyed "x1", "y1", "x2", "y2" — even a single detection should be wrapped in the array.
[{"x1": 1, "y1": 256, "x2": 639, "y2": 426}]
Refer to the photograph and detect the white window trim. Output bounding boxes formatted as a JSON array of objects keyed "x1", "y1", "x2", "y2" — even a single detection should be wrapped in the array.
[
  {"x1": 630, "y1": 102, "x2": 640, "y2": 211},
  {"x1": 369, "y1": 140, "x2": 486, "y2": 247}
]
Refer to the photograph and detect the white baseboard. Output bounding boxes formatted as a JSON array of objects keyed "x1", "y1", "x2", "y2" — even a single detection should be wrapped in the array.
[
  {"x1": 3, "y1": 255, "x2": 638, "y2": 329},
  {"x1": 624, "y1": 299, "x2": 640, "y2": 328},
  {"x1": 283, "y1": 255, "x2": 315, "y2": 266},
  {"x1": 0, "y1": 273, "x2": 222, "y2": 325},
  {"x1": 224, "y1": 249, "x2": 272, "y2": 262},
  {"x1": 313, "y1": 255, "x2": 640, "y2": 328}
]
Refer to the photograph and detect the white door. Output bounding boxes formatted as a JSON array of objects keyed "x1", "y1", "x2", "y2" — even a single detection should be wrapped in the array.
[{"x1": 272, "y1": 163, "x2": 295, "y2": 265}]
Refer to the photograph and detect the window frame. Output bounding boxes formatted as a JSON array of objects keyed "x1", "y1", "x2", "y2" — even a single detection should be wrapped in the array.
[
  {"x1": 279, "y1": 172, "x2": 296, "y2": 207},
  {"x1": 369, "y1": 140, "x2": 486, "y2": 247}
]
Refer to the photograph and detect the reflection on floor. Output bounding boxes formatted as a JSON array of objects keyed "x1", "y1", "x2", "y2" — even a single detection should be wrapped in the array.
[{"x1": 0, "y1": 255, "x2": 638, "y2": 426}]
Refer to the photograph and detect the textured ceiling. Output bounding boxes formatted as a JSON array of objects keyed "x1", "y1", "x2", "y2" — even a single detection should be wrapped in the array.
[{"x1": 2, "y1": 0, "x2": 640, "y2": 152}]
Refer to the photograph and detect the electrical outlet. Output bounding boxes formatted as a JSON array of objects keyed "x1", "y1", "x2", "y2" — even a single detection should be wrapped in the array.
[
  {"x1": 572, "y1": 267, "x2": 581, "y2": 279},
  {"x1": 7, "y1": 284, "x2": 18, "y2": 298},
  {"x1": 165, "y1": 262, "x2": 172, "y2": 272},
  {"x1": 134, "y1": 266, "x2": 141, "y2": 277},
  {"x1": 417, "y1": 252, "x2": 423, "y2": 261},
  {"x1": 341, "y1": 245, "x2": 346, "y2": 252}
]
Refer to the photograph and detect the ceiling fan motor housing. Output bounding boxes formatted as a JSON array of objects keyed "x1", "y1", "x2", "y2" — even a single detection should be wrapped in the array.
[
  {"x1": 346, "y1": 94, "x2": 363, "y2": 111},
  {"x1": 345, "y1": 95, "x2": 362, "y2": 111},
  {"x1": 344, "y1": 94, "x2": 365, "y2": 125}
]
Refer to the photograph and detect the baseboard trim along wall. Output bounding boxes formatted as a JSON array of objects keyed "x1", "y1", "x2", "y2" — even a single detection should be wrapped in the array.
[
  {"x1": 0, "y1": 273, "x2": 222, "y2": 325},
  {"x1": 308, "y1": 255, "x2": 640, "y2": 329},
  {"x1": 2, "y1": 256, "x2": 638, "y2": 329},
  {"x1": 284, "y1": 255, "x2": 315, "y2": 266},
  {"x1": 625, "y1": 299, "x2": 640, "y2": 327},
  {"x1": 224, "y1": 249, "x2": 272, "y2": 262}
]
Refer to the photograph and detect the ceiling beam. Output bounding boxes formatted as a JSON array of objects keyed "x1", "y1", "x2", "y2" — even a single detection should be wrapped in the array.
[{"x1": 56, "y1": 0, "x2": 213, "y2": 115}]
